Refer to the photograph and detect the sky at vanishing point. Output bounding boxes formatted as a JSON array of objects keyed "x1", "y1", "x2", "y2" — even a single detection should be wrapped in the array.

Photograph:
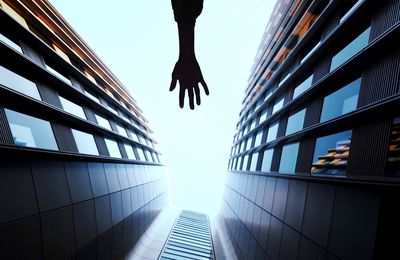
[{"x1": 50, "y1": 0, "x2": 276, "y2": 215}]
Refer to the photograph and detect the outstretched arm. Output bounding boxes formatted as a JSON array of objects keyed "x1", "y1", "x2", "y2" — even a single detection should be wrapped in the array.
[{"x1": 170, "y1": 0, "x2": 209, "y2": 110}]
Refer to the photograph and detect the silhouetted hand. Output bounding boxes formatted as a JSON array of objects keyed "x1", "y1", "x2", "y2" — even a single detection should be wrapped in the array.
[
  {"x1": 170, "y1": 0, "x2": 209, "y2": 110},
  {"x1": 170, "y1": 57, "x2": 209, "y2": 109}
]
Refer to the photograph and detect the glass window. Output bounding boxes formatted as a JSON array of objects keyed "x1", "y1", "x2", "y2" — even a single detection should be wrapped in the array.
[
  {"x1": 250, "y1": 152, "x2": 259, "y2": 171},
  {"x1": 312, "y1": 130, "x2": 352, "y2": 175},
  {"x1": 279, "y1": 142, "x2": 299, "y2": 174},
  {"x1": 250, "y1": 120, "x2": 256, "y2": 131},
  {"x1": 71, "y1": 129, "x2": 98, "y2": 155},
  {"x1": 129, "y1": 130, "x2": 139, "y2": 142},
  {"x1": 59, "y1": 96, "x2": 86, "y2": 119},
  {"x1": 85, "y1": 90, "x2": 100, "y2": 103},
  {"x1": 145, "y1": 150, "x2": 153, "y2": 162},
  {"x1": 242, "y1": 155, "x2": 249, "y2": 170},
  {"x1": 116, "y1": 124, "x2": 128, "y2": 137},
  {"x1": 137, "y1": 134, "x2": 146, "y2": 144},
  {"x1": 0, "y1": 33, "x2": 22, "y2": 53},
  {"x1": 105, "y1": 138, "x2": 122, "y2": 158},
  {"x1": 272, "y1": 98, "x2": 284, "y2": 114},
  {"x1": 293, "y1": 75, "x2": 313, "y2": 99},
  {"x1": 260, "y1": 110, "x2": 268, "y2": 123},
  {"x1": 266, "y1": 122, "x2": 279, "y2": 143},
  {"x1": 5, "y1": 109, "x2": 58, "y2": 150},
  {"x1": 124, "y1": 143, "x2": 136, "y2": 160},
  {"x1": 286, "y1": 109, "x2": 306, "y2": 135},
  {"x1": 45, "y1": 63, "x2": 72, "y2": 85},
  {"x1": 387, "y1": 117, "x2": 400, "y2": 176},
  {"x1": 95, "y1": 114, "x2": 112, "y2": 131},
  {"x1": 320, "y1": 78, "x2": 361, "y2": 122},
  {"x1": 255, "y1": 130, "x2": 263, "y2": 147},
  {"x1": 330, "y1": 27, "x2": 370, "y2": 71},
  {"x1": 136, "y1": 147, "x2": 147, "y2": 161},
  {"x1": 0, "y1": 66, "x2": 41, "y2": 100},
  {"x1": 246, "y1": 137, "x2": 253, "y2": 150},
  {"x1": 261, "y1": 149, "x2": 273, "y2": 172}
]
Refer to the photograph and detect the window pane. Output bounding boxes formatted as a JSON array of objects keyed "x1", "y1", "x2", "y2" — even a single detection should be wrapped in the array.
[
  {"x1": 246, "y1": 137, "x2": 253, "y2": 150},
  {"x1": 60, "y1": 96, "x2": 86, "y2": 119},
  {"x1": 293, "y1": 75, "x2": 313, "y2": 99},
  {"x1": 136, "y1": 147, "x2": 146, "y2": 161},
  {"x1": 95, "y1": 114, "x2": 112, "y2": 131},
  {"x1": 85, "y1": 90, "x2": 100, "y2": 103},
  {"x1": 242, "y1": 155, "x2": 249, "y2": 170},
  {"x1": 250, "y1": 152, "x2": 258, "y2": 171},
  {"x1": 129, "y1": 130, "x2": 139, "y2": 142},
  {"x1": 5, "y1": 109, "x2": 58, "y2": 150},
  {"x1": 261, "y1": 149, "x2": 273, "y2": 172},
  {"x1": 72, "y1": 129, "x2": 98, "y2": 155},
  {"x1": 330, "y1": 27, "x2": 370, "y2": 71},
  {"x1": 266, "y1": 122, "x2": 279, "y2": 143},
  {"x1": 0, "y1": 66, "x2": 41, "y2": 100},
  {"x1": 124, "y1": 143, "x2": 136, "y2": 160},
  {"x1": 260, "y1": 110, "x2": 268, "y2": 123},
  {"x1": 279, "y1": 143, "x2": 299, "y2": 174},
  {"x1": 312, "y1": 130, "x2": 352, "y2": 175},
  {"x1": 0, "y1": 33, "x2": 22, "y2": 53},
  {"x1": 272, "y1": 98, "x2": 284, "y2": 114},
  {"x1": 105, "y1": 138, "x2": 122, "y2": 158},
  {"x1": 116, "y1": 124, "x2": 128, "y2": 137},
  {"x1": 320, "y1": 78, "x2": 361, "y2": 122},
  {"x1": 255, "y1": 130, "x2": 263, "y2": 147},
  {"x1": 45, "y1": 64, "x2": 71, "y2": 85},
  {"x1": 286, "y1": 109, "x2": 306, "y2": 135},
  {"x1": 145, "y1": 150, "x2": 153, "y2": 162}
]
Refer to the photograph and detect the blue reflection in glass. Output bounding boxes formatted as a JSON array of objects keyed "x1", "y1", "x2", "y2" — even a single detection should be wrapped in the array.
[
  {"x1": 72, "y1": 129, "x2": 98, "y2": 155},
  {"x1": 293, "y1": 75, "x2": 313, "y2": 99},
  {"x1": 261, "y1": 149, "x2": 273, "y2": 172},
  {"x1": 0, "y1": 66, "x2": 41, "y2": 100},
  {"x1": 279, "y1": 142, "x2": 299, "y2": 174},
  {"x1": 330, "y1": 27, "x2": 370, "y2": 71},
  {"x1": 312, "y1": 130, "x2": 352, "y2": 175},
  {"x1": 250, "y1": 152, "x2": 259, "y2": 171},
  {"x1": 266, "y1": 122, "x2": 279, "y2": 142},
  {"x1": 320, "y1": 78, "x2": 361, "y2": 122},
  {"x1": 5, "y1": 109, "x2": 58, "y2": 150},
  {"x1": 105, "y1": 138, "x2": 122, "y2": 158},
  {"x1": 286, "y1": 108, "x2": 306, "y2": 135}
]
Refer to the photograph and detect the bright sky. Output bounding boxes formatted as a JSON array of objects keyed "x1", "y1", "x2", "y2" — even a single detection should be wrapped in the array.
[{"x1": 50, "y1": 0, "x2": 276, "y2": 216}]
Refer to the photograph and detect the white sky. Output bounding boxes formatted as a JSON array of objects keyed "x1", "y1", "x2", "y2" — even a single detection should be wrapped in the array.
[{"x1": 50, "y1": 0, "x2": 276, "y2": 216}]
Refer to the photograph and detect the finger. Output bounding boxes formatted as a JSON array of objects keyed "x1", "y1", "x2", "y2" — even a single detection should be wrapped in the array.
[
  {"x1": 170, "y1": 78, "x2": 177, "y2": 92},
  {"x1": 188, "y1": 88, "x2": 194, "y2": 110},
  {"x1": 179, "y1": 87, "x2": 185, "y2": 108},
  {"x1": 194, "y1": 85, "x2": 201, "y2": 106},
  {"x1": 200, "y1": 80, "x2": 209, "y2": 95}
]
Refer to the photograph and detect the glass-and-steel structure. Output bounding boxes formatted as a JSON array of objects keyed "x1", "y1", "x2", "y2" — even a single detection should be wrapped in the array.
[
  {"x1": 0, "y1": 0, "x2": 168, "y2": 258},
  {"x1": 221, "y1": 0, "x2": 400, "y2": 259}
]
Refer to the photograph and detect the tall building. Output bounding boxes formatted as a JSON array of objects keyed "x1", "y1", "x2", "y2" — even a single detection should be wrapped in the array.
[
  {"x1": 221, "y1": 0, "x2": 400, "y2": 259},
  {"x1": 0, "y1": 0, "x2": 169, "y2": 258}
]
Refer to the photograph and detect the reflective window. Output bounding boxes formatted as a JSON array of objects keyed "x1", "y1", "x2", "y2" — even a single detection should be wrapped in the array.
[
  {"x1": 124, "y1": 143, "x2": 136, "y2": 160},
  {"x1": 293, "y1": 75, "x2": 313, "y2": 99},
  {"x1": 59, "y1": 96, "x2": 86, "y2": 119},
  {"x1": 0, "y1": 33, "x2": 22, "y2": 53},
  {"x1": 95, "y1": 114, "x2": 112, "y2": 131},
  {"x1": 272, "y1": 97, "x2": 284, "y2": 114},
  {"x1": 136, "y1": 147, "x2": 147, "y2": 161},
  {"x1": 45, "y1": 63, "x2": 72, "y2": 85},
  {"x1": 250, "y1": 119, "x2": 256, "y2": 131},
  {"x1": 0, "y1": 66, "x2": 41, "y2": 100},
  {"x1": 85, "y1": 90, "x2": 100, "y2": 103},
  {"x1": 266, "y1": 122, "x2": 279, "y2": 143},
  {"x1": 116, "y1": 124, "x2": 128, "y2": 137},
  {"x1": 330, "y1": 27, "x2": 370, "y2": 71},
  {"x1": 105, "y1": 138, "x2": 122, "y2": 158},
  {"x1": 137, "y1": 134, "x2": 146, "y2": 144},
  {"x1": 279, "y1": 142, "x2": 299, "y2": 174},
  {"x1": 312, "y1": 130, "x2": 352, "y2": 175},
  {"x1": 145, "y1": 150, "x2": 153, "y2": 162},
  {"x1": 320, "y1": 78, "x2": 361, "y2": 122},
  {"x1": 129, "y1": 130, "x2": 139, "y2": 142},
  {"x1": 242, "y1": 155, "x2": 249, "y2": 170},
  {"x1": 286, "y1": 108, "x2": 306, "y2": 135},
  {"x1": 5, "y1": 109, "x2": 58, "y2": 150},
  {"x1": 260, "y1": 110, "x2": 268, "y2": 123},
  {"x1": 261, "y1": 149, "x2": 273, "y2": 172},
  {"x1": 246, "y1": 137, "x2": 253, "y2": 150},
  {"x1": 250, "y1": 152, "x2": 258, "y2": 171},
  {"x1": 72, "y1": 129, "x2": 98, "y2": 155},
  {"x1": 387, "y1": 117, "x2": 400, "y2": 176},
  {"x1": 255, "y1": 130, "x2": 263, "y2": 147}
]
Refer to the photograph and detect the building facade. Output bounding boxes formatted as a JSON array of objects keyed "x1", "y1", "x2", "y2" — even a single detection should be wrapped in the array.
[
  {"x1": 0, "y1": 0, "x2": 168, "y2": 258},
  {"x1": 221, "y1": 0, "x2": 400, "y2": 259}
]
